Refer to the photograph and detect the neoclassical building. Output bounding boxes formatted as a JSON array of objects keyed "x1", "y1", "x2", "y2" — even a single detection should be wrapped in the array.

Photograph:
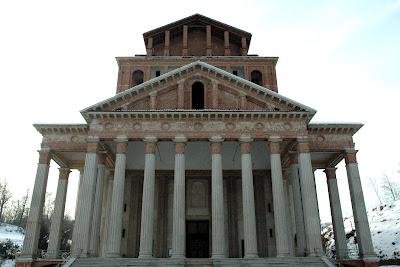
[{"x1": 17, "y1": 14, "x2": 378, "y2": 267}]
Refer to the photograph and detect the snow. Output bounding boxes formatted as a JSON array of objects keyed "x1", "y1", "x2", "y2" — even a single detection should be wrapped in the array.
[
  {"x1": 0, "y1": 223, "x2": 24, "y2": 247},
  {"x1": 323, "y1": 200, "x2": 400, "y2": 260},
  {"x1": 0, "y1": 259, "x2": 15, "y2": 267}
]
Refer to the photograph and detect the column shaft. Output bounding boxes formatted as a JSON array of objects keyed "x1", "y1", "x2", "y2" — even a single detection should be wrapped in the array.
[
  {"x1": 171, "y1": 137, "x2": 186, "y2": 258},
  {"x1": 20, "y1": 150, "x2": 51, "y2": 258},
  {"x1": 139, "y1": 138, "x2": 157, "y2": 258},
  {"x1": 211, "y1": 137, "x2": 225, "y2": 258},
  {"x1": 107, "y1": 139, "x2": 128, "y2": 257},
  {"x1": 269, "y1": 139, "x2": 290, "y2": 257},
  {"x1": 345, "y1": 151, "x2": 376, "y2": 259},
  {"x1": 297, "y1": 139, "x2": 322, "y2": 256},
  {"x1": 289, "y1": 154, "x2": 307, "y2": 256},
  {"x1": 72, "y1": 140, "x2": 99, "y2": 257},
  {"x1": 239, "y1": 137, "x2": 258, "y2": 258},
  {"x1": 325, "y1": 168, "x2": 348, "y2": 259},
  {"x1": 89, "y1": 160, "x2": 106, "y2": 256},
  {"x1": 47, "y1": 168, "x2": 70, "y2": 259}
]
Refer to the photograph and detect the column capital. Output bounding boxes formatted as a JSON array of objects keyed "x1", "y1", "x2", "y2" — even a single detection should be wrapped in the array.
[
  {"x1": 177, "y1": 80, "x2": 185, "y2": 86},
  {"x1": 324, "y1": 167, "x2": 337, "y2": 180},
  {"x1": 268, "y1": 136, "x2": 282, "y2": 154},
  {"x1": 211, "y1": 79, "x2": 219, "y2": 87},
  {"x1": 115, "y1": 136, "x2": 128, "y2": 154},
  {"x1": 58, "y1": 167, "x2": 71, "y2": 180},
  {"x1": 144, "y1": 136, "x2": 158, "y2": 154},
  {"x1": 38, "y1": 148, "x2": 52, "y2": 164},
  {"x1": 149, "y1": 91, "x2": 158, "y2": 97},
  {"x1": 210, "y1": 135, "x2": 224, "y2": 154},
  {"x1": 344, "y1": 149, "x2": 358, "y2": 164},
  {"x1": 86, "y1": 136, "x2": 100, "y2": 153},
  {"x1": 297, "y1": 136, "x2": 310, "y2": 153},
  {"x1": 239, "y1": 135, "x2": 252, "y2": 154},
  {"x1": 174, "y1": 135, "x2": 187, "y2": 154}
]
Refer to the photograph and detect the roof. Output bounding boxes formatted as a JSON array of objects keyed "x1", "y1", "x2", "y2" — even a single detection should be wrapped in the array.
[
  {"x1": 81, "y1": 60, "x2": 317, "y2": 116},
  {"x1": 143, "y1": 13, "x2": 252, "y2": 39}
]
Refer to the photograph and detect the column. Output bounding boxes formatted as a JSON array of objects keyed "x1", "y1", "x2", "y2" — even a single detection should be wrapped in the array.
[
  {"x1": 345, "y1": 150, "x2": 376, "y2": 259},
  {"x1": 146, "y1": 37, "x2": 153, "y2": 56},
  {"x1": 72, "y1": 137, "x2": 99, "y2": 257},
  {"x1": 206, "y1": 25, "x2": 212, "y2": 56},
  {"x1": 297, "y1": 137, "x2": 322, "y2": 256},
  {"x1": 241, "y1": 37, "x2": 248, "y2": 56},
  {"x1": 210, "y1": 135, "x2": 225, "y2": 258},
  {"x1": 268, "y1": 137, "x2": 290, "y2": 257},
  {"x1": 138, "y1": 136, "x2": 158, "y2": 258},
  {"x1": 182, "y1": 25, "x2": 188, "y2": 56},
  {"x1": 224, "y1": 31, "x2": 230, "y2": 56},
  {"x1": 177, "y1": 80, "x2": 185, "y2": 109},
  {"x1": 211, "y1": 80, "x2": 219, "y2": 108},
  {"x1": 20, "y1": 149, "x2": 51, "y2": 259},
  {"x1": 71, "y1": 170, "x2": 83, "y2": 253},
  {"x1": 289, "y1": 153, "x2": 307, "y2": 256},
  {"x1": 239, "y1": 135, "x2": 258, "y2": 258},
  {"x1": 106, "y1": 137, "x2": 128, "y2": 257},
  {"x1": 164, "y1": 30, "x2": 170, "y2": 56},
  {"x1": 149, "y1": 91, "x2": 157, "y2": 110},
  {"x1": 89, "y1": 154, "x2": 107, "y2": 256},
  {"x1": 325, "y1": 168, "x2": 348, "y2": 259},
  {"x1": 47, "y1": 168, "x2": 71, "y2": 258},
  {"x1": 171, "y1": 136, "x2": 187, "y2": 258}
]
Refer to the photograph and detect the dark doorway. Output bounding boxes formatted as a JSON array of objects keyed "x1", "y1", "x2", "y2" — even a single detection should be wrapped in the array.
[
  {"x1": 191, "y1": 82, "x2": 205, "y2": 109},
  {"x1": 186, "y1": 220, "x2": 209, "y2": 258},
  {"x1": 131, "y1": 70, "x2": 144, "y2": 86}
]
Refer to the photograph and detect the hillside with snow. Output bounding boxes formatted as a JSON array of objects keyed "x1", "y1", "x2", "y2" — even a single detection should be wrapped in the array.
[{"x1": 322, "y1": 200, "x2": 400, "y2": 260}]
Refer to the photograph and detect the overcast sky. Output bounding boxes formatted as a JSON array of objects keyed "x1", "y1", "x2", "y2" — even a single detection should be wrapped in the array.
[{"x1": 0, "y1": 0, "x2": 399, "y2": 223}]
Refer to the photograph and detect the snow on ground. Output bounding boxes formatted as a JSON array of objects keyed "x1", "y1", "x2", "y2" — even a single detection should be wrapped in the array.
[
  {"x1": 0, "y1": 259, "x2": 15, "y2": 267},
  {"x1": 323, "y1": 200, "x2": 400, "y2": 260},
  {"x1": 0, "y1": 223, "x2": 24, "y2": 247}
]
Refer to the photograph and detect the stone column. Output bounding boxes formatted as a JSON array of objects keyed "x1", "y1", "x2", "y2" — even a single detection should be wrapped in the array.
[
  {"x1": 146, "y1": 37, "x2": 153, "y2": 56},
  {"x1": 106, "y1": 137, "x2": 128, "y2": 257},
  {"x1": 72, "y1": 137, "x2": 99, "y2": 257},
  {"x1": 71, "y1": 170, "x2": 83, "y2": 253},
  {"x1": 138, "y1": 136, "x2": 158, "y2": 258},
  {"x1": 325, "y1": 168, "x2": 348, "y2": 259},
  {"x1": 241, "y1": 37, "x2": 248, "y2": 56},
  {"x1": 182, "y1": 25, "x2": 188, "y2": 56},
  {"x1": 171, "y1": 136, "x2": 187, "y2": 258},
  {"x1": 164, "y1": 30, "x2": 170, "y2": 56},
  {"x1": 20, "y1": 149, "x2": 51, "y2": 259},
  {"x1": 177, "y1": 80, "x2": 185, "y2": 109},
  {"x1": 345, "y1": 150, "x2": 376, "y2": 259},
  {"x1": 239, "y1": 135, "x2": 258, "y2": 258},
  {"x1": 206, "y1": 25, "x2": 212, "y2": 56},
  {"x1": 210, "y1": 135, "x2": 225, "y2": 258},
  {"x1": 47, "y1": 168, "x2": 71, "y2": 259},
  {"x1": 289, "y1": 153, "x2": 307, "y2": 256},
  {"x1": 268, "y1": 137, "x2": 290, "y2": 257},
  {"x1": 89, "y1": 154, "x2": 107, "y2": 256},
  {"x1": 224, "y1": 31, "x2": 230, "y2": 56},
  {"x1": 297, "y1": 137, "x2": 322, "y2": 256}
]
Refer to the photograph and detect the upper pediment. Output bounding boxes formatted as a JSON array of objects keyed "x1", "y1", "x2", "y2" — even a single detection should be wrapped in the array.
[{"x1": 81, "y1": 61, "x2": 316, "y2": 118}]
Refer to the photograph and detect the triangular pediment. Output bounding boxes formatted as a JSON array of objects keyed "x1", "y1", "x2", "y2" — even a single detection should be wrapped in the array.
[{"x1": 81, "y1": 61, "x2": 316, "y2": 115}]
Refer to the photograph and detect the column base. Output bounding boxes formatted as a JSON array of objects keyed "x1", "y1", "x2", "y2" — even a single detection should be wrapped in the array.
[
  {"x1": 211, "y1": 253, "x2": 225, "y2": 259},
  {"x1": 276, "y1": 253, "x2": 291, "y2": 257},
  {"x1": 244, "y1": 254, "x2": 259, "y2": 258},
  {"x1": 171, "y1": 254, "x2": 185, "y2": 259},
  {"x1": 138, "y1": 253, "x2": 153, "y2": 259},
  {"x1": 106, "y1": 252, "x2": 121, "y2": 258}
]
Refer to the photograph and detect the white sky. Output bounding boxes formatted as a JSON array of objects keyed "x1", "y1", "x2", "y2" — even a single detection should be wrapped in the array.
[{"x1": 0, "y1": 0, "x2": 399, "y2": 223}]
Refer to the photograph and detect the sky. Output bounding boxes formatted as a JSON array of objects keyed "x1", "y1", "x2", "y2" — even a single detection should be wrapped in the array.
[{"x1": 0, "y1": 0, "x2": 399, "y2": 223}]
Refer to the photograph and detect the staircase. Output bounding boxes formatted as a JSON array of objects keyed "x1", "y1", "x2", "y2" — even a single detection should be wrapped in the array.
[{"x1": 69, "y1": 256, "x2": 333, "y2": 267}]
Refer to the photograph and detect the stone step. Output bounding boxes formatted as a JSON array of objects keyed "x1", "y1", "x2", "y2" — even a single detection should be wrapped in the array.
[{"x1": 69, "y1": 256, "x2": 331, "y2": 267}]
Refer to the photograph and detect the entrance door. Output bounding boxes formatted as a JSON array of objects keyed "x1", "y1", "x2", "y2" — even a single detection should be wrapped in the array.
[{"x1": 186, "y1": 220, "x2": 209, "y2": 258}]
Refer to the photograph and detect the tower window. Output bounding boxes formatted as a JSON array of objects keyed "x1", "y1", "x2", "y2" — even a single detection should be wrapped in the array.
[
  {"x1": 131, "y1": 70, "x2": 144, "y2": 86},
  {"x1": 269, "y1": 228, "x2": 273, "y2": 238},
  {"x1": 251, "y1": 70, "x2": 263, "y2": 85},
  {"x1": 233, "y1": 70, "x2": 238, "y2": 76},
  {"x1": 155, "y1": 70, "x2": 161, "y2": 77},
  {"x1": 191, "y1": 82, "x2": 205, "y2": 109}
]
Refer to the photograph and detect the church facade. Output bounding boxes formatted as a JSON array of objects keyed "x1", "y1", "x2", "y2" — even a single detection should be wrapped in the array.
[{"x1": 17, "y1": 14, "x2": 378, "y2": 267}]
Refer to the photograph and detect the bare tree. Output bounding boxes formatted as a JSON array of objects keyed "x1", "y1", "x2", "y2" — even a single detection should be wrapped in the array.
[
  {"x1": 381, "y1": 174, "x2": 400, "y2": 202},
  {"x1": 0, "y1": 180, "x2": 12, "y2": 222},
  {"x1": 369, "y1": 177, "x2": 383, "y2": 205}
]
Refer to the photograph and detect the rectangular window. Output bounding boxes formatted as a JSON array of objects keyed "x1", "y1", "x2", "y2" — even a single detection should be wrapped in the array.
[
  {"x1": 233, "y1": 70, "x2": 238, "y2": 76},
  {"x1": 124, "y1": 204, "x2": 127, "y2": 212},
  {"x1": 122, "y1": 228, "x2": 126, "y2": 238},
  {"x1": 155, "y1": 70, "x2": 161, "y2": 77},
  {"x1": 269, "y1": 228, "x2": 273, "y2": 238},
  {"x1": 268, "y1": 203, "x2": 272, "y2": 213}
]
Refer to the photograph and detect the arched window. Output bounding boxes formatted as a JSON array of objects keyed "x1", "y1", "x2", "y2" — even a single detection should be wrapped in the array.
[
  {"x1": 192, "y1": 82, "x2": 205, "y2": 109},
  {"x1": 251, "y1": 70, "x2": 263, "y2": 86},
  {"x1": 131, "y1": 70, "x2": 144, "y2": 87}
]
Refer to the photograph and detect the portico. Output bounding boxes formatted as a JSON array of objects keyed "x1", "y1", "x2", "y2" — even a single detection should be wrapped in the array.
[{"x1": 17, "y1": 13, "x2": 378, "y2": 267}]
